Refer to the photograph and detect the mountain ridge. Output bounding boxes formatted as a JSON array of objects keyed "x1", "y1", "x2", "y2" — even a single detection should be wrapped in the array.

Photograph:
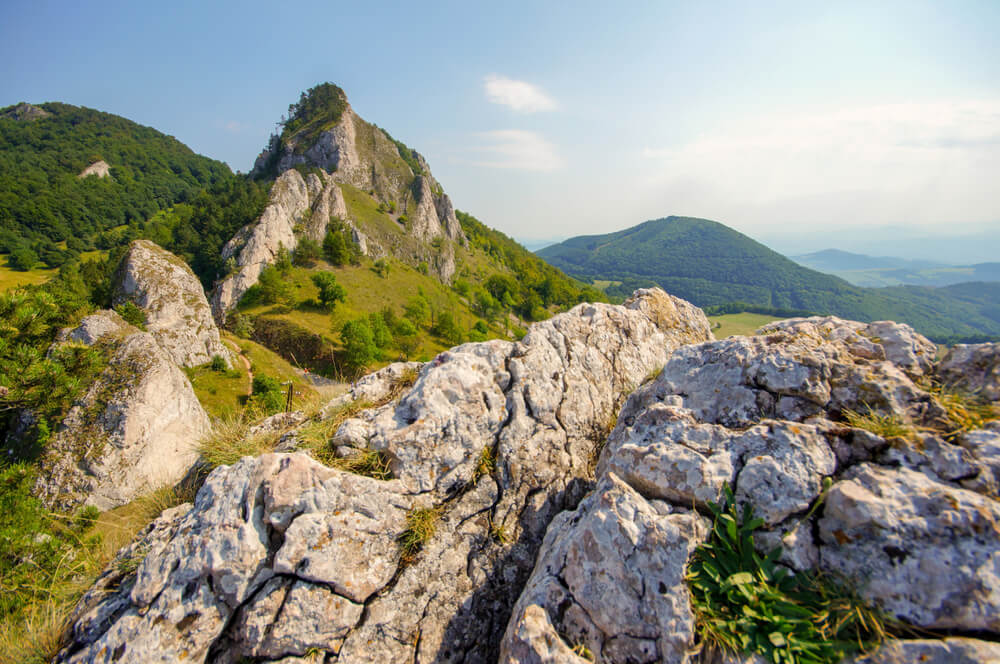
[{"x1": 538, "y1": 215, "x2": 1000, "y2": 340}]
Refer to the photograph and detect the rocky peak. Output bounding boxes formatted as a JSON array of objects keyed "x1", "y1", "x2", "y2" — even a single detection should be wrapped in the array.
[
  {"x1": 2, "y1": 101, "x2": 51, "y2": 121},
  {"x1": 112, "y1": 240, "x2": 232, "y2": 367}
]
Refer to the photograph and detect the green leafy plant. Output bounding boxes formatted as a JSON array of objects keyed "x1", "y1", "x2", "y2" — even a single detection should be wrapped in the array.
[
  {"x1": 687, "y1": 486, "x2": 886, "y2": 664},
  {"x1": 113, "y1": 301, "x2": 146, "y2": 330}
]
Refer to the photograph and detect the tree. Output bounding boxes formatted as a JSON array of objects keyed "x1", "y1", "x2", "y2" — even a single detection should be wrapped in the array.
[
  {"x1": 258, "y1": 265, "x2": 294, "y2": 305},
  {"x1": 403, "y1": 295, "x2": 431, "y2": 327},
  {"x1": 368, "y1": 312, "x2": 393, "y2": 350},
  {"x1": 293, "y1": 238, "x2": 322, "y2": 266},
  {"x1": 341, "y1": 318, "x2": 377, "y2": 374},
  {"x1": 431, "y1": 311, "x2": 464, "y2": 345},
  {"x1": 7, "y1": 246, "x2": 38, "y2": 271},
  {"x1": 323, "y1": 229, "x2": 349, "y2": 266},
  {"x1": 311, "y1": 272, "x2": 346, "y2": 310}
]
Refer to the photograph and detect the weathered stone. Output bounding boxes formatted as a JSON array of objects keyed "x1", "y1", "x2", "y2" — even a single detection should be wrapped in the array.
[
  {"x1": 501, "y1": 474, "x2": 706, "y2": 664},
  {"x1": 819, "y1": 464, "x2": 1000, "y2": 631},
  {"x1": 937, "y1": 342, "x2": 1000, "y2": 401},
  {"x1": 56, "y1": 453, "x2": 411, "y2": 663},
  {"x1": 36, "y1": 316, "x2": 211, "y2": 511},
  {"x1": 60, "y1": 289, "x2": 712, "y2": 662},
  {"x1": 843, "y1": 638, "x2": 1000, "y2": 664},
  {"x1": 112, "y1": 239, "x2": 232, "y2": 367},
  {"x1": 78, "y1": 159, "x2": 111, "y2": 178}
]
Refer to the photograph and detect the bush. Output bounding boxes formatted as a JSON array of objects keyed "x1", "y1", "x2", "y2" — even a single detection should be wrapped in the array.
[
  {"x1": 257, "y1": 265, "x2": 294, "y2": 305},
  {"x1": 114, "y1": 301, "x2": 146, "y2": 329},
  {"x1": 247, "y1": 374, "x2": 285, "y2": 415},
  {"x1": 431, "y1": 311, "x2": 464, "y2": 345},
  {"x1": 210, "y1": 354, "x2": 227, "y2": 371},
  {"x1": 368, "y1": 312, "x2": 393, "y2": 351},
  {"x1": 293, "y1": 238, "x2": 322, "y2": 266}
]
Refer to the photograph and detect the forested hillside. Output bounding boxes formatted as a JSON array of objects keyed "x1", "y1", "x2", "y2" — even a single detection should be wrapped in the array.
[
  {"x1": 539, "y1": 216, "x2": 1000, "y2": 341},
  {"x1": 0, "y1": 102, "x2": 232, "y2": 267}
]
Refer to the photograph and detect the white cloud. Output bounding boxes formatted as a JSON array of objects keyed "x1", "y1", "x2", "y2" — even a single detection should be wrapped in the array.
[
  {"x1": 484, "y1": 75, "x2": 557, "y2": 113},
  {"x1": 470, "y1": 130, "x2": 564, "y2": 171},
  {"x1": 638, "y1": 100, "x2": 1000, "y2": 232}
]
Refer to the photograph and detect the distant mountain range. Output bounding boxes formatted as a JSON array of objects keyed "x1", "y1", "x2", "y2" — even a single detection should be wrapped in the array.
[
  {"x1": 537, "y1": 216, "x2": 1000, "y2": 341},
  {"x1": 791, "y1": 249, "x2": 1000, "y2": 288}
]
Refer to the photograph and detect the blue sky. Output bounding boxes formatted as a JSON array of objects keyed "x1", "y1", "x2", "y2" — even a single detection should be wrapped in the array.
[{"x1": 3, "y1": 1, "x2": 999, "y2": 259}]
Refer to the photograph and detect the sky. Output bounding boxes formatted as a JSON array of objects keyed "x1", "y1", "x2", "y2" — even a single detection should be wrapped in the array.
[{"x1": 2, "y1": 0, "x2": 999, "y2": 261}]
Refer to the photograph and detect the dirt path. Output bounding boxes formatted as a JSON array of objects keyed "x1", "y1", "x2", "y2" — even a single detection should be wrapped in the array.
[{"x1": 223, "y1": 340, "x2": 253, "y2": 397}]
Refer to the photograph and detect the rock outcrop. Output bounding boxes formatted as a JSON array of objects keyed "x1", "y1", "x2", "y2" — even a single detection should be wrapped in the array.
[
  {"x1": 2, "y1": 101, "x2": 51, "y2": 121},
  {"x1": 55, "y1": 288, "x2": 712, "y2": 663},
  {"x1": 937, "y1": 341, "x2": 1000, "y2": 401},
  {"x1": 502, "y1": 315, "x2": 1000, "y2": 663},
  {"x1": 35, "y1": 311, "x2": 211, "y2": 511},
  {"x1": 77, "y1": 159, "x2": 111, "y2": 178},
  {"x1": 55, "y1": 306, "x2": 1000, "y2": 664},
  {"x1": 210, "y1": 169, "x2": 348, "y2": 322},
  {"x1": 112, "y1": 240, "x2": 231, "y2": 368}
]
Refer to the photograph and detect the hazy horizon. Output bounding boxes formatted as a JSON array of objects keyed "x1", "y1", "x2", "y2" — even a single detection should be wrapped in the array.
[{"x1": 2, "y1": 1, "x2": 998, "y2": 256}]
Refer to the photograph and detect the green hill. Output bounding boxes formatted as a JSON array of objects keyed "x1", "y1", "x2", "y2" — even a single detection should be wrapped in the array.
[
  {"x1": 0, "y1": 101, "x2": 233, "y2": 266},
  {"x1": 538, "y1": 216, "x2": 1000, "y2": 341}
]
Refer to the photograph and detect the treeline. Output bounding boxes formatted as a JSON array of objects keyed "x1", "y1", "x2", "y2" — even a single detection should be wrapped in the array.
[{"x1": 0, "y1": 102, "x2": 232, "y2": 254}]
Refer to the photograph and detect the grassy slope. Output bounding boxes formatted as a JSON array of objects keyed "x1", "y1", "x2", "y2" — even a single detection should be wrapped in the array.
[{"x1": 708, "y1": 312, "x2": 781, "y2": 338}]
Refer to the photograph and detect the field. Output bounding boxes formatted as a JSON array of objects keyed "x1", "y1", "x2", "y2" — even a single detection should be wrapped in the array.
[
  {"x1": 707, "y1": 312, "x2": 782, "y2": 338},
  {"x1": 0, "y1": 249, "x2": 107, "y2": 292}
]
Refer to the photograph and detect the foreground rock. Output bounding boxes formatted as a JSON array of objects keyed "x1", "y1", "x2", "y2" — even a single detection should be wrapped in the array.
[
  {"x1": 56, "y1": 288, "x2": 712, "y2": 663},
  {"x1": 112, "y1": 239, "x2": 231, "y2": 367},
  {"x1": 501, "y1": 315, "x2": 1000, "y2": 662},
  {"x1": 35, "y1": 311, "x2": 211, "y2": 511},
  {"x1": 937, "y1": 341, "x2": 1000, "y2": 401}
]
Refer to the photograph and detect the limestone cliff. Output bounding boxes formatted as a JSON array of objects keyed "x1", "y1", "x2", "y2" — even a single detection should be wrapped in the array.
[
  {"x1": 112, "y1": 240, "x2": 232, "y2": 368},
  {"x1": 209, "y1": 168, "x2": 350, "y2": 322}
]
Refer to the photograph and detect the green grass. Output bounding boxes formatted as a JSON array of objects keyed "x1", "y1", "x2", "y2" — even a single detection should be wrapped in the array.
[
  {"x1": 398, "y1": 507, "x2": 441, "y2": 561},
  {"x1": 687, "y1": 487, "x2": 887, "y2": 664},
  {"x1": 0, "y1": 259, "x2": 55, "y2": 292},
  {"x1": 709, "y1": 312, "x2": 782, "y2": 338},
  {"x1": 842, "y1": 406, "x2": 915, "y2": 441},
  {"x1": 239, "y1": 258, "x2": 504, "y2": 364},
  {"x1": 196, "y1": 409, "x2": 282, "y2": 469}
]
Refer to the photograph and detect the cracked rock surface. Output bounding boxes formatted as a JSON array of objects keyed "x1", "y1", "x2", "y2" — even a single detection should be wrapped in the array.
[
  {"x1": 57, "y1": 288, "x2": 711, "y2": 663},
  {"x1": 501, "y1": 316, "x2": 1000, "y2": 663}
]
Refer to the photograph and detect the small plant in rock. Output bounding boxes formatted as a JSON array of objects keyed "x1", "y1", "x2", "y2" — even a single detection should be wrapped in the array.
[
  {"x1": 326, "y1": 448, "x2": 393, "y2": 480},
  {"x1": 571, "y1": 642, "x2": 594, "y2": 661},
  {"x1": 197, "y1": 410, "x2": 280, "y2": 468},
  {"x1": 474, "y1": 446, "x2": 496, "y2": 481},
  {"x1": 687, "y1": 486, "x2": 886, "y2": 664},
  {"x1": 842, "y1": 405, "x2": 914, "y2": 441},
  {"x1": 399, "y1": 507, "x2": 441, "y2": 561},
  {"x1": 488, "y1": 517, "x2": 508, "y2": 544},
  {"x1": 926, "y1": 383, "x2": 997, "y2": 437},
  {"x1": 114, "y1": 301, "x2": 146, "y2": 330}
]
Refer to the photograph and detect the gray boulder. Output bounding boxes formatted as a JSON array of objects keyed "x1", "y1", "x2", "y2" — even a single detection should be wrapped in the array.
[
  {"x1": 937, "y1": 341, "x2": 1000, "y2": 401},
  {"x1": 112, "y1": 239, "x2": 231, "y2": 368},
  {"x1": 35, "y1": 311, "x2": 211, "y2": 511}
]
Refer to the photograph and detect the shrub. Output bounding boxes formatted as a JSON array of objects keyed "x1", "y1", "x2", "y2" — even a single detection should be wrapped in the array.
[
  {"x1": 293, "y1": 238, "x2": 322, "y2": 266},
  {"x1": 7, "y1": 246, "x2": 38, "y2": 272},
  {"x1": 248, "y1": 374, "x2": 285, "y2": 415},
  {"x1": 114, "y1": 301, "x2": 146, "y2": 329},
  {"x1": 210, "y1": 354, "x2": 227, "y2": 371}
]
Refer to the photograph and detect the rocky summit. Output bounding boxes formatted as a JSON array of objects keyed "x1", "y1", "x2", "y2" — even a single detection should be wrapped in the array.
[{"x1": 48, "y1": 288, "x2": 1000, "y2": 663}]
